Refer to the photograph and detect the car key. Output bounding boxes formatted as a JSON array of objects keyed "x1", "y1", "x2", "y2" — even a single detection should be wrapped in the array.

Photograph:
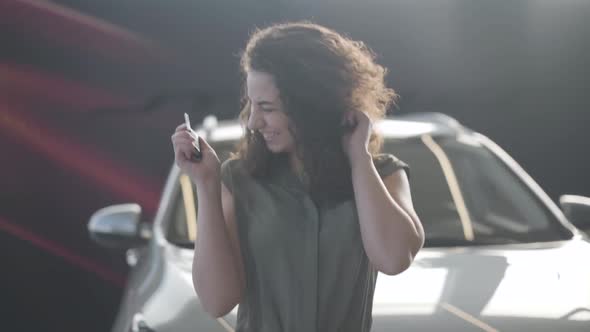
[{"x1": 184, "y1": 112, "x2": 202, "y2": 161}]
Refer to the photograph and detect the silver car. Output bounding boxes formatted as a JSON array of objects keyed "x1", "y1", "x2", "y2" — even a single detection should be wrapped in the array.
[{"x1": 89, "y1": 112, "x2": 590, "y2": 332}]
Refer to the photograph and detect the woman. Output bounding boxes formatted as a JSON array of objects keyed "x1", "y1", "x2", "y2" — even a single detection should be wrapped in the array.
[{"x1": 171, "y1": 21, "x2": 424, "y2": 332}]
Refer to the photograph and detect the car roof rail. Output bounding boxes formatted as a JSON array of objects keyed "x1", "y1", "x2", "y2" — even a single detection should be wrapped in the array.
[{"x1": 396, "y1": 112, "x2": 462, "y2": 129}]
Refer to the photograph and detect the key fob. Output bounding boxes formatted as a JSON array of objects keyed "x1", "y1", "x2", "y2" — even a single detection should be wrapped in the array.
[{"x1": 184, "y1": 113, "x2": 202, "y2": 161}]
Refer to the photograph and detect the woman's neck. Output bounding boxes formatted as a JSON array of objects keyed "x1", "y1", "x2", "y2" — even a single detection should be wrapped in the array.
[
  {"x1": 286, "y1": 150, "x2": 309, "y2": 187},
  {"x1": 288, "y1": 151, "x2": 304, "y2": 175}
]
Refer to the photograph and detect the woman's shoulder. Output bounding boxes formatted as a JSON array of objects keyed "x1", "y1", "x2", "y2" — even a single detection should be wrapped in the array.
[
  {"x1": 221, "y1": 157, "x2": 246, "y2": 174},
  {"x1": 372, "y1": 153, "x2": 410, "y2": 179},
  {"x1": 220, "y1": 157, "x2": 248, "y2": 193}
]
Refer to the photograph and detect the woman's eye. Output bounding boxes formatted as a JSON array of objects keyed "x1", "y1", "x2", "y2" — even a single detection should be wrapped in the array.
[{"x1": 262, "y1": 108, "x2": 274, "y2": 112}]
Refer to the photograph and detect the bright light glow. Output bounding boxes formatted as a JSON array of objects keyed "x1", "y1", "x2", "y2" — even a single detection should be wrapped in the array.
[
  {"x1": 373, "y1": 267, "x2": 448, "y2": 315},
  {"x1": 375, "y1": 120, "x2": 437, "y2": 138},
  {"x1": 481, "y1": 247, "x2": 590, "y2": 320},
  {"x1": 209, "y1": 125, "x2": 244, "y2": 141}
]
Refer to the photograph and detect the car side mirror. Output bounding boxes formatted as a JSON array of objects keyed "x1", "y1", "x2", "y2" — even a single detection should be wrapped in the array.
[
  {"x1": 88, "y1": 203, "x2": 152, "y2": 249},
  {"x1": 560, "y1": 195, "x2": 590, "y2": 233}
]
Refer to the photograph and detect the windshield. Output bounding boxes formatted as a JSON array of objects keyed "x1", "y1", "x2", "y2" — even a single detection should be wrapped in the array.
[
  {"x1": 166, "y1": 135, "x2": 571, "y2": 248},
  {"x1": 383, "y1": 134, "x2": 571, "y2": 246}
]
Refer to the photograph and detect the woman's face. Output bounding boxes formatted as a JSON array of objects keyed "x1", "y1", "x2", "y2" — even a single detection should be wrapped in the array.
[{"x1": 246, "y1": 70, "x2": 296, "y2": 154}]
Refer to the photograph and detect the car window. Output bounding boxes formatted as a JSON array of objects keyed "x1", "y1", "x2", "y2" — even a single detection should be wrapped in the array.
[{"x1": 383, "y1": 135, "x2": 571, "y2": 246}]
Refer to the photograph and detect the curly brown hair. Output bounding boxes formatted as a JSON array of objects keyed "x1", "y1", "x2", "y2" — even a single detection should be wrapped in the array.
[{"x1": 235, "y1": 21, "x2": 398, "y2": 204}]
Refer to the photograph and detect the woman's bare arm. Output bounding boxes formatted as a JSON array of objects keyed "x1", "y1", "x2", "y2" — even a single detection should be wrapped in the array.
[
  {"x1": 351, "y1": 154, "x2": 425, "y2": 275},
  {"x1": 192, "y1": 180, "x2": 245, "y2": 317}
]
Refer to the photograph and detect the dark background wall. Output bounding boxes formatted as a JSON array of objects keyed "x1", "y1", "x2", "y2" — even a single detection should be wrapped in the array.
[{"x1": 1, "y1": 0, "x2": 588, "y2": 331}]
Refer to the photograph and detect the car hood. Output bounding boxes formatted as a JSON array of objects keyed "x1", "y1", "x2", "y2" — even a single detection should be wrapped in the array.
[
  {"x1": 370, "y1": 239, "x2": 590, "y2": 332},
  {"x1": 139, "y1": 239, "x2": 590, "y2": 332}
]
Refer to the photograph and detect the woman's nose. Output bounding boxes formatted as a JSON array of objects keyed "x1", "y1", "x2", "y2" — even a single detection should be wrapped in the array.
[{"x1": 247, "y1": 108, "x2": 264, "y2": 131}]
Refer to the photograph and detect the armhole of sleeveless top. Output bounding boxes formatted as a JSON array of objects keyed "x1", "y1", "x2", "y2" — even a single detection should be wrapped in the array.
[
  {"x1": 373, "y1": 153, "x2": 410, "y2": 179},
  {"x1": 220, "y1": 158, "x2": 236, "y2": 194}
]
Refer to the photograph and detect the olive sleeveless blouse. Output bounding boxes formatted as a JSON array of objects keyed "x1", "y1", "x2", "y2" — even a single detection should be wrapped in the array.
[{"x1": 220, "y1": 154, "x2": 409, "y2": 332}]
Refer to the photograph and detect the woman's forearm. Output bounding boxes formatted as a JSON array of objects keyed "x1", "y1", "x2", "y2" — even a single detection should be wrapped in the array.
[
  {"x1": 351, "y1": 153, "x2": 423, "y2": 275},
  {"x1": 192, "y1": 180, "x2": 242, "y2": 317}
]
